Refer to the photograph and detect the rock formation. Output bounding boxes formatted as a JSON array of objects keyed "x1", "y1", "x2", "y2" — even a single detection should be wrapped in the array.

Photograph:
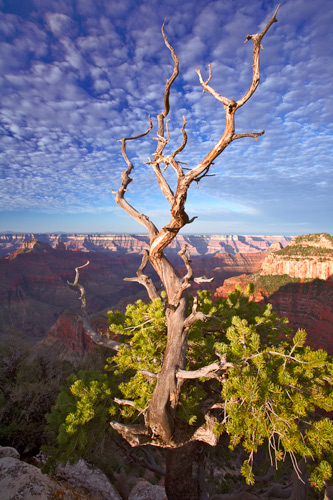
[
  {"x1": 0, "y1": 446, "x2": 122, "y2": 500},
  {"x1": 261, "y1": 233, "x2": 333, "y2": 280},
  {"x1": 215, "y1": 234, "x2": 333, "y2": 354},
  {"x1": 129, "y1": 479, "x2": 167, "y2": 500},
  {"x1": 0, "y1": 233, "x2": 291, "y2": 257}
]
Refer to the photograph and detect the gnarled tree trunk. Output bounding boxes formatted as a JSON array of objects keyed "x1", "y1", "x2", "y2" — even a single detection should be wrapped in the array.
[{"x1": 73, "y1": 7, "x2": 281, "y2": 500}]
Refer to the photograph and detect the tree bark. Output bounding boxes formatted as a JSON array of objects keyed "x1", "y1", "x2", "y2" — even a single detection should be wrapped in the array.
[{"x1": 165, "y1": 442, "x2": 208, "y2": 500}]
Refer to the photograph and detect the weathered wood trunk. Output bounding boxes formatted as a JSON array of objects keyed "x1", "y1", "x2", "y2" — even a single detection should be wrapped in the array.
[
  {"x1": 145, "y1": 283, "x2": 188, "y2": 442},
  {"x1": 165, "y1": 442, "x2": 208, "y2": 500}
]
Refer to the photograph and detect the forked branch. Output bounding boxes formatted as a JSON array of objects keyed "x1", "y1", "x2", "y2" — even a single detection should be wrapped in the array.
[
  {"x1": 237, "y1": 4, "x2": 280, "y2": 108},
  {"x1": 116, "y1": 117, "x2": 158, "y2": 239},
  {"x1": 124, "y1": 249, "x2": 159, "y2": 301},
  {"x1": 68, "y1": 262, "x2": 121, "y2": 351}
]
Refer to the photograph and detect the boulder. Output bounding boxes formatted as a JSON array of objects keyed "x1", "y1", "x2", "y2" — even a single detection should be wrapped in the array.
[
  {"x1": 0, "y1": 456, "x2": 82, "y2": 499},
  {"x1": 55, "y1": 459, "x2": 122, "y2": 500},
  {"x1": 129, "y1": 479, "x2": 167, "y2": 500},
  {"x1": 0, "y1": 446, "x2": 20, "y2": 460},
  {"x1": 0, "y1": 455, "x2": 122, "y2": 500}
]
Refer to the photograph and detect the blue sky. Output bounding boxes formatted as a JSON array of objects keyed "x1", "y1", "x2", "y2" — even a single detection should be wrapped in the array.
[{"x1": 0, "y1": 0, "x2": 332, "y2": 235}]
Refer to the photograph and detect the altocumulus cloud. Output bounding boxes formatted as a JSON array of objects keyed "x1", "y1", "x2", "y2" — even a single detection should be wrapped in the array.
[{"x1": 0, "y1": 0, "x2": 332, "y2": 234}]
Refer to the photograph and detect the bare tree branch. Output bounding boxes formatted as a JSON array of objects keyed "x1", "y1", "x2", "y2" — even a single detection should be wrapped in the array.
[
  {"x1": 111, "y1": 412, "x2": 221, "y2": 448},
  {"x1": 149, "y1": 21, "x2": 181, "y2": 208},
  {"x1": 114, "y1": 398, "x2": 136, "y2": 407},
  {"x1": 133, "y1": 447, "x2": 166, "y2": 476},
  {"x1": 139, "y1": 369, "x2": 159, "y2": 379},
  {"x1": 182, "y1": 296, "x2": 209, "y2": 330},
  {"x1": 232, "y1": 130, "x2": 265, "y2": 142},
  {"x1": 176, "y1": 355, "x2": 234, "y2": 380},
  {"x1": 68, "y1": 262, "x2": 121, "y2": 351},
  {"x1": 115, "y1": 117, "x2": 159, "y2": 239},
  {"x1": 193, "y1": 276, "x2": 214, "y2": 284},
  {"x1": 171, "y1": 116, "x2": 188, "y2": 159},
  {"x1": 237, "y1": 4, "x2": 281, "y2": 109},
  {"x1": 196, "y1": 65, "x2": 236, "y2": 107},
  {"x1": 172, "y1": 246, "x2": 193, "y2": 304},
  {"x1": 183, "y1": 6, "x2": 280, "y2": 186},
  {"x1": 124, "y1": 249, "x2": 159, "y2": 301}
]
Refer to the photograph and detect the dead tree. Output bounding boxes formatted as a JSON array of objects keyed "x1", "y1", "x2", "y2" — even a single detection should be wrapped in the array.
[
  {"x1": 72, "y1": 6, "x2": 281, "y2": 499},
  {"x1": 111, "y1": 6, "x2": 280, "y2": 447}
]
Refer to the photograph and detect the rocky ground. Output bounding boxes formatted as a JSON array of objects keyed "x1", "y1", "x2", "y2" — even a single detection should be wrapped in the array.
[{"x1": 0, "y1": 446, "x2": 167, "y2": 500}]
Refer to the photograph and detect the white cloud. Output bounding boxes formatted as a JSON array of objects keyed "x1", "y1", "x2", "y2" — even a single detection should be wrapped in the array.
[{"x1": 0, "y1": 0, "x2": 332, "y2": 234}]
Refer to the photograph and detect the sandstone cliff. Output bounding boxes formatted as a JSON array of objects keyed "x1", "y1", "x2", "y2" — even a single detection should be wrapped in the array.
[
  {"x1": 261, "y1": 233, "x2": 333, "y2": 280},
  {"x1": 214, "y1": 233, "x2": 333, "y2": 354}
]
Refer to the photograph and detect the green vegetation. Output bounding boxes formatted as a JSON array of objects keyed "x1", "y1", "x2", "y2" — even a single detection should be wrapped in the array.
[
  {"x1": 46, "y1": 288, "x2": 333, "y2": 492},
  {"x1": 273, "y1": 233, "x2": 333, "y2": 260},
  {"x1": 252, "y1": 273, "x2": 301, "y2": 295},
  {"x1": 275, "y1": 244, "x2": 333, "y2": 258},
  {"x1": 293, "y1": 233, "x2": 333, "y2": 245}
]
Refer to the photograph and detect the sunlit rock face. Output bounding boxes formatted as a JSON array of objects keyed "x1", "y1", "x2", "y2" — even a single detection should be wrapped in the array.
[
  {"x1": 214, "y1": 234, "x2": 333, "y2": 354},
  {"x1": 261, "y1": 233, "x2": 333, "y2": 280}
]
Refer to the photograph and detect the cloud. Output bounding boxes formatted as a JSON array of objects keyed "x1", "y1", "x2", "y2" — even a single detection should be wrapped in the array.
[{"x1": 0, "y1": 0, "x2": 332, "y2": 235}]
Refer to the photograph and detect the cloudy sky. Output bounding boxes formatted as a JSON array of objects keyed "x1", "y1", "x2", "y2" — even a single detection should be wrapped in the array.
[{"x1": 0, "y1": 0, "x2": 332, "y2": 235}]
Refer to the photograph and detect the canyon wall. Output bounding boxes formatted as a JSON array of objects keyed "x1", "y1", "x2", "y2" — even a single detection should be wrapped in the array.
[
  {"x1": 0, "y1": 233, "x2": 291, "y2": 257},
  {"x1": 0, "y1": 237, "x2": 274, "y2": 352},
  {"x1": 262, "y1": 233, "x2": 333, "y2": 280},
  {"x1": 215, "y1": 233, "x2": 333, "y2": 354},
  {"x1": 2, "y1": 233, "x2": 331, "y2": 357},
  {"x1": 0, "y1": 240, "x2": 146, "y2": 344}
]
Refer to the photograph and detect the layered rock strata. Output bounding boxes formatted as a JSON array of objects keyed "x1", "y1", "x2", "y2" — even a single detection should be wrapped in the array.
[
  {"x1": 215, "y1": 234, "x2": 333, "y2": 354},
  {"x1": 262, "y1": 233, "x2": 333, "y2": 280},
  {"x1": 0, "y1": 233, "x2": 291, "y2": 257}
]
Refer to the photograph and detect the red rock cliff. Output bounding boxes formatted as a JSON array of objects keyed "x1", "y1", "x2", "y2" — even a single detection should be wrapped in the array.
[
  {"x1": 262, "y1": 233, "x2": 333, "y2": 280},
  {"x1": 214, "y1": 233, "x2": 333, "y2": 354}
]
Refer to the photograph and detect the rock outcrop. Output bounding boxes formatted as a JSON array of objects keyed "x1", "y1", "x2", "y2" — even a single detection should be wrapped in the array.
[
  {"x1": 214, "y1": 234, "x2": 333, "y2": 354},
  {"x1": 54, "y1": 459, "x2": 123, "y2": 500},
  {"x1": 262, "y1": 233, "x2": 333, "y2": 280},
  {"x1": 128, "y1": 479, "x2": 167, "y2": 500},
  {"x1": 0, "y1": 446, "x2": 122, "y2": 500}
]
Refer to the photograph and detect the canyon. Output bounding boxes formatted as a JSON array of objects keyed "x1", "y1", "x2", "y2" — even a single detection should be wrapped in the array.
[
  {"x1": 0, "y1": 233, "x2": 291, "y2": 257},
  {"x1": 261, "y1": 233, "x2": 333, "y2": 280},
  {"x1": 0, "y1": 233, "x2": 332, "y2": 357},
  {"x1": 0, "y1": 235, "x2": 286, "y2": 356}
]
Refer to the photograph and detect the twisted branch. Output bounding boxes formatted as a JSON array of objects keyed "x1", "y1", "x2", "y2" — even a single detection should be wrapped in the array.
[
  {"x1": 68, "y1": 262, "x2": 121, "y2": 351},
  {"x1": 124, "y1": 249, "x2": 159, "y2": 301},
  {"x1": 116, "y1": 117, "x2": 158, "y2": 239},
  {"x1": 237, "y1": 4, "x2": 280, "y2": 109}
]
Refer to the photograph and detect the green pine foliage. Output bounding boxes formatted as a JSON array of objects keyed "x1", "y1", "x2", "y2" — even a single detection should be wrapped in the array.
[
  {"x1": 44, "y1": 369, "x2": 121, "y2": 468},
  {"x1": 46, "y1": 289, "x2": 333, "y2": 490}
]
